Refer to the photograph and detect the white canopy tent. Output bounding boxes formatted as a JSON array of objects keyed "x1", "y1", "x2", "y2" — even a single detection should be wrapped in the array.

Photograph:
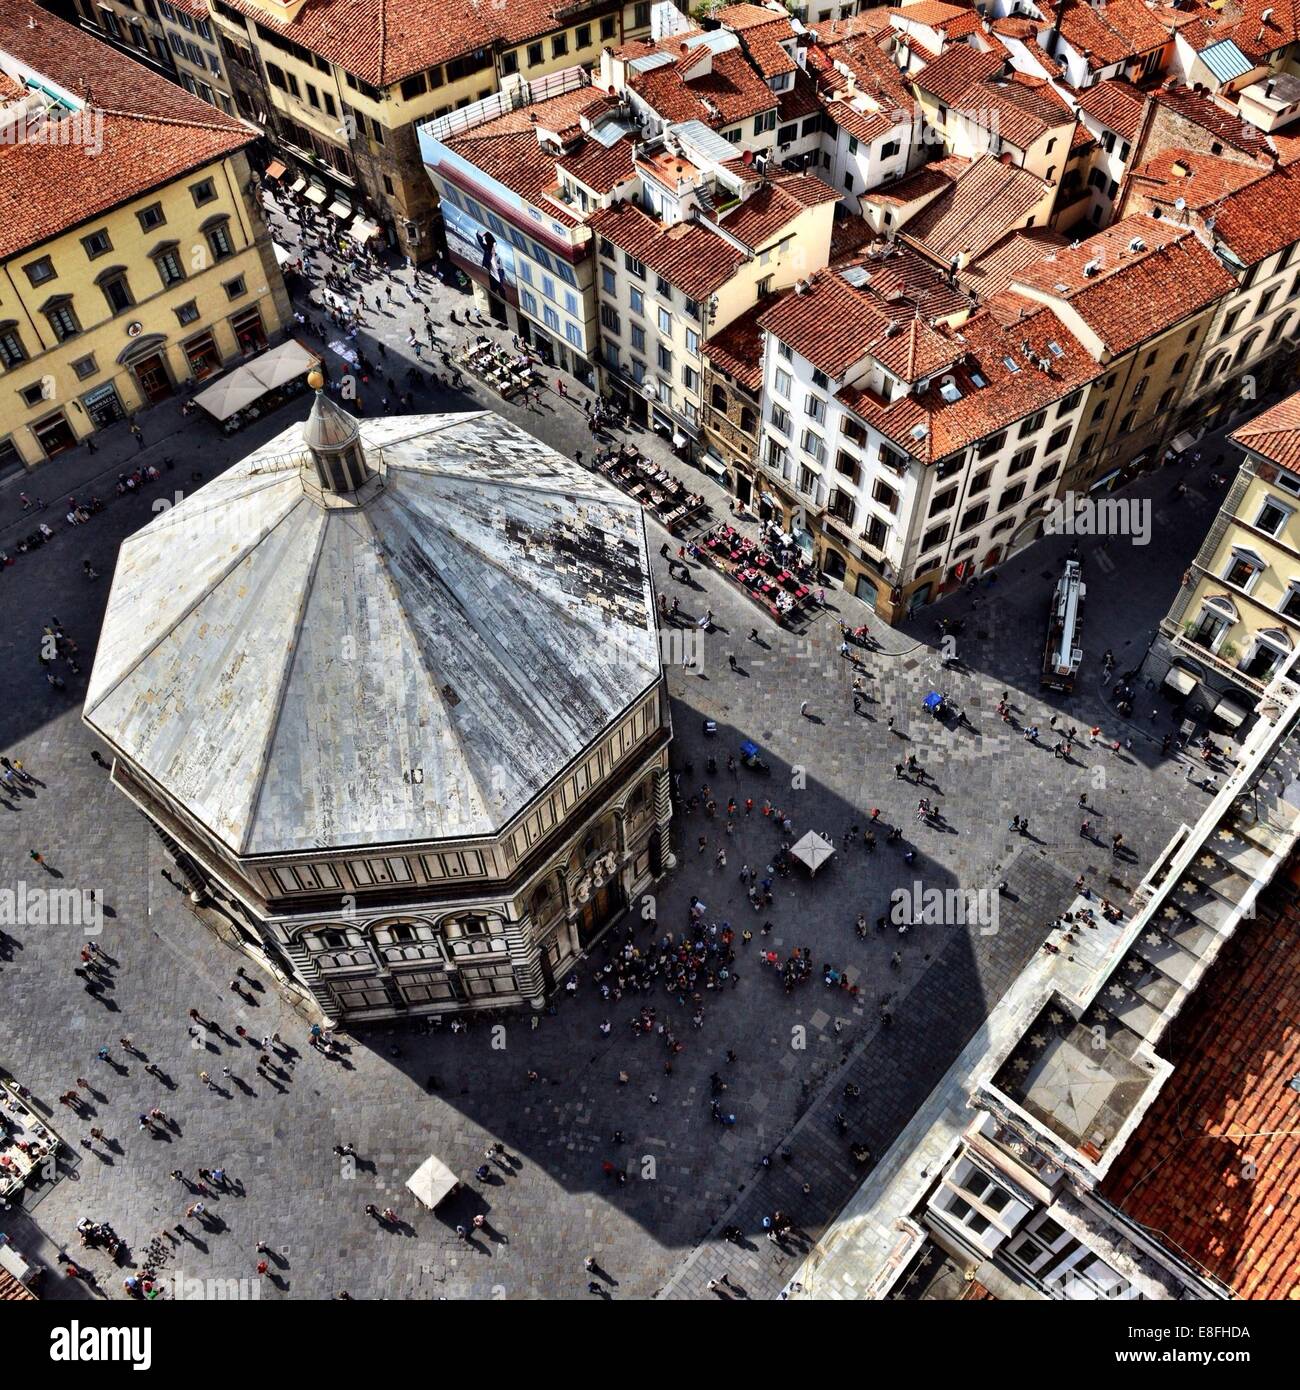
[
  {"x1": 193, "y1": 340, "x2": 321, "y2": 422},
  {"x1": 790, "y1": 830, "x2": 836, "y2": 876},
  {"x1": 406, "y1": 1154, "x2": 458, "y2": 1210}
]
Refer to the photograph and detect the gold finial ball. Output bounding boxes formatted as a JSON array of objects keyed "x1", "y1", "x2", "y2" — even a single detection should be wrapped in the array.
[{"x1": 307, "y1": 368, "x2": 325, "y2": 391}]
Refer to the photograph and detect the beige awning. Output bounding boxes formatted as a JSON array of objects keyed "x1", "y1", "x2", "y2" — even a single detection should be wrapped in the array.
[
  {"x1": 193, "y1": 339, "x2": 321, "y2": 420},
  {"x1": 349, "y1": 216, "x2": 382, "y2": 243},
  {"x1": 1171, "y1": 431, "x2": 1198, "y2": 454},
  {"x1": 304, "y1": 182, "x2": 328, "y2": 205},
  {"x1": 328, "y1": 196, "x2": 352, "y2": 220},
  {"x1": 1164, "y1": 664, "x2": 1199, "y2": 696},
  {"x1": 790, "y1": 830, "x2": 836, "y2": 875},
  {"x1": 406, "y1": 1154, "x2": 458, "y2": 1209},
  {"x1": 1213, "y1": 692, "x2": 1252, "y2": 728}
]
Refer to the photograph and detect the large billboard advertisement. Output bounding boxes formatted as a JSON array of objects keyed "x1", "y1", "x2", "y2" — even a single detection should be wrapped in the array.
[{"x1": 441, "y1": 200, "x2": 519, "y2": 307}]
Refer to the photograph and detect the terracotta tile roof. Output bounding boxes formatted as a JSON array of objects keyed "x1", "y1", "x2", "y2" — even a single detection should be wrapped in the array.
[
  {"x1": 703, "y1": 299, "x2": 767, "y2": 390},
  {"x1": 719, "y1": 7, "x2": 798, "y2": 78},
  {"x1": 1012, "y1": 215, "x2": 1238, "y2": 355},
  {"x1": 445, "y1": 88, "x2": 617, "y2": 226},
  {"x1": 1070, "y1": 121, "x2": 1096, "y2": 153},
  {"x1": 828, "y1": 211, "x2": 878, "y2": 263},
  {"x1": 586, "y1": 201, "x2": 745, "y2": 299},
  {"x1": 630, "y1": 44, "x2": 778, "y2": 129},
  {"x1": 811, "y1": 30, "x2": 917, "y2": 115},
  {"x1": 1022, "y1": 38, "x2": 1065, "y2": 78},
  {"x1": 0, "y1": 1270, "x2": 36, "y2": 1301},
  {"x1": 1043, "y1": 0, "x2": 1169, "y2": 66},
  {"x1": 903, "y1": 154, "x2": 1052, "y2": 264},
  {"x1": 555, "y1": 136, "x2": 636, "y2": 196},
  {"x1": 813, "y1": 8, "x2": 897, "y2": 42},
  {"x1": 1232, "y1": 389, "x2": 1300, "y2": 473},
  {"x1": 815, "y1": 86, "x2": 906, "y2": 144},
  {"x1": 867, "y1": 153, "x2": 969, "y2": 206},
  {"x1": 715, "y1": 2, "x2": 789, "y2": 30},
  {"x1": 889, "y1": 1, "x2": 975, "y2": 29},
  {"x1": 1098, "y1": 895, "x2": 1300, "y2": 1298},
  {"x1": 852, "y1": 241, "x2": 972, "y2": 320},
  {"x1": 914, "y1": 46, "x2": 1073, "y2": 148},
  {"x1": 717, "y1": 171, "x2": 840, "y2": 247},
  {"x1": 990, "y1": 15, "x2": 1038, "y2": 38},
  {"x1": 1216, "y1": 0, "x2": 1300, "y2": 60},
  {"x1": 778, "y1": 66, "x2": 822, "y2": 123},
  {"x1": 959, "y1": 226, "x2": 1069, "y2": 301},
  {"x1": 757, "y1": 263, "x2": 962, "y2": 382},
  {"x1": 1073, "y1": 79, "x2": 1145, "y2": 144},
  {"x1": 0, "y1": 0, "x2": 252, "y2": 261},
  {"x1": 1126, "y1": 148, "x2": 1267, "y2": 213},
  {"x1": 837, "y1": 295, "x2": 1099, "y2": 460},
  {"x1": 912, "y1": 44, "x2": 1005, "y2": 107},
  {"x1": 1210, "y1": 162, "x2": 1300, "y2": 267},
  {"x1": 217, "y1": 0, "x2": 493, "y2": 85},
  {"x1": 1153, "y1": 83, "x2": 1274, "y2": 159}
]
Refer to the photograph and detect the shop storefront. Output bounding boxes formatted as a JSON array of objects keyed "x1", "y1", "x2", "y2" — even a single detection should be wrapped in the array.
[
  {"x1": 183, "y1": 330, "x2": 224, "y2": 381},
  {"x1": 81, "y1": 382, "x2": 126, "y2": 430},
  {"x1": 32, "y1": 410, "x2": 76, "y2": 458},
  {"x1": 231, "y1": 306, "x2": 268, "y2": 356}
]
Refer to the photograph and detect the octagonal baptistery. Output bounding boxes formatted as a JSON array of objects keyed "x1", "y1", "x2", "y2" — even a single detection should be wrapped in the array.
[{"x1": 85, "y1": 393, "x2": 672, "y2": 1022}]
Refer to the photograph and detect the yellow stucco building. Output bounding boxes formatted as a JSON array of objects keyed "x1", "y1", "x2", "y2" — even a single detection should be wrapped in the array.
[
  {"x1": 0, "y1": 0, "x2": 289, "y2": 475},
  {"x1": 1142, "y1": 391, "x2": 1300, "y2": 732}
]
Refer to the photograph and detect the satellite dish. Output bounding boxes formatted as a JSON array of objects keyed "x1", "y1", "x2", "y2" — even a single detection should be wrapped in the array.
[{"x1": 1175, "y1": 196, "x2": 1186, "y2": 210}]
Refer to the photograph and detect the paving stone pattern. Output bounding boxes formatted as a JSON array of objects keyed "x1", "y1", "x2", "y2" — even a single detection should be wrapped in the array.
[{"x1": 0, "y1": 202, "x2": 1247, "y2": 1299}]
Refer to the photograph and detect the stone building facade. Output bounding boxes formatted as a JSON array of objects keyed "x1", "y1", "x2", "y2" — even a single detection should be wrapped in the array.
[{"x1": 86, "y1": 397, "x2": 673, "y2": 1023}]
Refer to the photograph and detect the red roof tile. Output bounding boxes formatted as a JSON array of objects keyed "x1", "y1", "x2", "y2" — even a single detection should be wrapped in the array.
[
  {"x1": 717, "y1": 171, "x2": 840, "y2": 247},
  {"x1": 630, "y1": 44, "x2": 778, "y2": 128},
  {"x1": 912, "y1": 44, "x2": 1005, "y2": 107},
  {"x1": 586, "y1": 201, "x2": 745, "y2": 299},
  {"x1": 758, "y1": 263, "x2": 962, "y2": 382},
  {"x1": 903, "y1": 154, "x2": 1052, "y2": 264},
  {"x1": 889, "y1": 1, "x2": 975, "y2": 30},
  {"x1": 838, "y1": 295, "x2": 1100, "y2": 460},
  {"x1": 914, "y1": 46, "x2": 1074, "y2": 149},
  {"x1": 719, "y1": 8, "x2": 799, "y2": 78},
  {"x1": 812, "y1": 8, "x2": 897, "y2": 42},
  {"x1": 1014, "y1": 215, "x2": 1237, "y2": 355},
  {"x1": 703, "y1": 299, "x2": 767, "y2": 391},
  {"x1": 1098, "y1": 896, "x2": 1300, "y2": 1298},
  {"x1": 1127, "y1": 147, "x2": 1266, "y2": 210},
  {"x1": 1215, "y1": 0, "x2": 1300, "y2": 61},
  {"x1": 960, "y1": 227, "x2": 1069, "y2": 301},
  {"x1": 445, "y1": 88, "x2": 618, "y2": 227},
  {"x1": 715, "y1": 3, "x2": 788, "y2": 31},
  {"x1": 0, "y1": 0, "x2": 251, "y2": 261},
  {"x1": 867, "y1": 154, "x2": 969, "y2": 206},
  {"x1": 556, "y1": 135, "x2": 637, "y2": 196},
  {"x1": 1232, "y1": 389, "x2": 1300, "y2": 473},
  {"x1": 1209, "y1": 162, "x2": 1300, "y2": 267},
  {"x1": 1075, "y1": 76, "x2": 1148, "y2": 143},
  {"x1": 0, "y1": 1270, "x2": 36, "y2": 1301},
  {"x1": 1043, "y1": 0, "x2": 1169, "y2": 67},
  {"x1": 778, "y1": 66, "x2": 823, "y2": 123},
  {"x1": 1153, "y1": 83, "x2": 1273, "y2": 159},
  {"x1": 217, "y1": 0, "x2": 493, "y2": 85}
]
